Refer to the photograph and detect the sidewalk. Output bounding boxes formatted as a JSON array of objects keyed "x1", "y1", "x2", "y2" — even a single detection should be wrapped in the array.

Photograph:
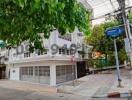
[
  {"x1": 106, "y1": 69, "x2": 132, "y2": 98},
  {"x1": 58, "y1": 69, "x2": 132, "y2": 99},
  {"x1": 57, "y1": 74, "x2": 116, "y2": 99}
]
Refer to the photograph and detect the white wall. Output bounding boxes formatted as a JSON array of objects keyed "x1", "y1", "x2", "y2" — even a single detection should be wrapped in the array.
[
  {"x1": 10, "y1": 67, "x2": 20, "y2": 80},
  {"x1": 6, "y1": 28, "x2": 91, "y2": 63},
  {"x1": 50, "y1": 64, "x2": 56, "y2": 86},
  {"x1": 9, "y1": 60, "x2": 75, "y2": 86}
]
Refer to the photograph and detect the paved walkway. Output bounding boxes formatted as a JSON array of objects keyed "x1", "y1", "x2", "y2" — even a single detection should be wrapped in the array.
[
  {"x1": 108, "y1": 69, "x2": 132, "y2": 94},
  {"x1": 58, "y1": 74, "x2": 116, "y2": 99},
  {"x1": 58, "y1": 68, "x2": 132, "y2": 99}
]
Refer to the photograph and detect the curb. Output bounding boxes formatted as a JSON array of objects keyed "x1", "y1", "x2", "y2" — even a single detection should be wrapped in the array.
[
  {"x1": 93, "y1": 91, "x2": 132, "y2": 98},
  {"x1": 108, "y1": 91, "x2": 132, "y2": 98}
]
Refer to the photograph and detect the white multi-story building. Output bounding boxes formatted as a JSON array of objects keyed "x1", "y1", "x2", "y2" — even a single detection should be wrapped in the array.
[{"x1": 0, "y1": 28, "x2": 92, "y2": 86}]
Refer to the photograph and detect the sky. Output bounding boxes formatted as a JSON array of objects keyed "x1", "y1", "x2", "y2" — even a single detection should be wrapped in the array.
[{"x1": 84, "y1": 0, "x2": 132, "y2": 25}]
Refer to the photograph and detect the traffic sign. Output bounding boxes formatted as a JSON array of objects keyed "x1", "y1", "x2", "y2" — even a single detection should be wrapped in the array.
[{"x1": 105, "y1": 26, "x2": 124, "y2": 38}]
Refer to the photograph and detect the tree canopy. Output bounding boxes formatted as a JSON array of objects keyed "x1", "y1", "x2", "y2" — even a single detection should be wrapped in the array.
[
  {"x1": 128, "y1": 11, "x2": 132, "y2": 23},
  {"x1": 86, "y1": 20, "x2": 122, "y2": 53},
  {"x1": 86, "y1": 20, "x2": 127, "y2": 66},
  {"x1": 0, "y1": 0, "x2": 91, "y2": 51}
]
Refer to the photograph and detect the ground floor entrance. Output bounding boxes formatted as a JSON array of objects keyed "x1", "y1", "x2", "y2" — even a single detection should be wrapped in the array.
[
  {"x1": 56, "y1": 65, "x2": 76, "y2": 84},
  {"x1": 77, "y1": 61, "x2": 86, "y2": 78},
  {"x1": 0, "y1": 64, "x2": 6, "y2": 79},
  {"x1": 10, "y1": 61, "x2": 76, "y2": 86},
  {"x1": 19, "y1": 65, "x2": 76, "y2": 85},
  {"x1": 20, "y1": 66, "x2": 50, "y2": 84}
]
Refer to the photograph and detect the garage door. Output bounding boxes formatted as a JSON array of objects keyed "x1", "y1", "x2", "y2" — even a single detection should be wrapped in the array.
[
  {"x1": 20, "y1": 66, "x2": 50, "y2": 84},
  {"x1": 56, "y1": 65, "x2": 76, "y2": 84}
]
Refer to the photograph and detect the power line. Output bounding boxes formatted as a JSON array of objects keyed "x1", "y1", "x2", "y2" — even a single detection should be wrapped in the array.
[
  {"x1": 109, "y1": 0, "x2": 116, "y2": 10},
  {"x1": 91, "y1": 6, "x2": 132, "y2": 20}
]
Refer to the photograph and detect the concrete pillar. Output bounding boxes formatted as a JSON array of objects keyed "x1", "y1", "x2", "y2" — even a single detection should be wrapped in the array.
[
  {"x1": 50, "y1": 65, "x2": 56, "y2": 86},
  {"x1": 75, "y1": 63, "x2": 77, "y2": 79},
  {"x1": 5, "y1": 66, "x2": 10, "y2": 79}
]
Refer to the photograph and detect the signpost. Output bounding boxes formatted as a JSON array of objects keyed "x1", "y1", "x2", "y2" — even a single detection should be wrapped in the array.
[{"x1": 105, "y1": 26, "x2": 124, "y2": 87}]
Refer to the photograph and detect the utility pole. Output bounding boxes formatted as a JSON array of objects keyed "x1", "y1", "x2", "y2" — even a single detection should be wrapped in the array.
[
  {"x1": 117, "y1": 0, "x2": 128, "y2": 37},
  {"x1": 117, "y1": 0, "x2": 132, "y2": 67}
]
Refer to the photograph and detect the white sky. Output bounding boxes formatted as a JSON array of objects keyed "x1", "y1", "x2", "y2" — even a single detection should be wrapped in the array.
[{"x1": 84, "y1": 0, "x2": 132, "y2": 25}]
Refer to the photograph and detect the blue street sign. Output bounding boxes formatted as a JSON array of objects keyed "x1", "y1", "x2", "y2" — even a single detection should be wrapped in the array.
[{"x1": 105, "y1": 27, "x2": 124, "y2": 38}]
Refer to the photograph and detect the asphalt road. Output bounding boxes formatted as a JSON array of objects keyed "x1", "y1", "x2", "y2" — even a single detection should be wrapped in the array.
[
  {"x1": 0, "y1": 87, "x2": 87, "y2": 100},
  {"x1": 0, "y1": 86, "x2": 131, "y2": 100}
]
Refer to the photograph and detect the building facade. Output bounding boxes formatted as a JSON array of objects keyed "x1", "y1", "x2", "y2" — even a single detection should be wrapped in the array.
[{"x1": 0, "y1": 28, "x2": 92, "y2": 86}]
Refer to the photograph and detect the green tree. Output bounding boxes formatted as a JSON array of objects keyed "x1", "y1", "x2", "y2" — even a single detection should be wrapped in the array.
[
  {"x1": 0, "y1": 0, "x2": 91, "y2": 51},
  {"x1": 128, "y1": 11, "x2": 132, "y2": 23},
  {"x1": 86, "y1": 20, "x2": 127, "y2": 67}
]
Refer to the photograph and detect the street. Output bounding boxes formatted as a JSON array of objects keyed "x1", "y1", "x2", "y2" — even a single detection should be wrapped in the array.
[
  {"x1": 0, "y1": 0, "x2": 132, "y2": 100},
  {"x1": 0, "y1": 84, "x2": 131, "y2": 100},
  {"x1": 0, "y1": 69, "x2": 131, "y2": 100},
  {"x1": 0, "y1": 87, "x2": 87, "y2": 100},
  {"x1": 0, "y1": 87, "x2": 132, "y2": 100}
]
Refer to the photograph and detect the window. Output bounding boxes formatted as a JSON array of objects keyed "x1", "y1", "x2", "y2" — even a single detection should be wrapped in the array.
[
  {"x1": 56, "y1": 66, "x2": 66, "y2": 76},
  {"x1": 35, "y1": 67, "x2": 39, "y2": 76},
  {"x1": 59, "y1": 48, "x2": 66, "y2": 55},
  {"x1": 59, "y1": 48, "x2": 70, "y2": 55},
  {"x1": 13, "y1": 53, "x2": 17, "y2": 57},
  {"x1": 37, "y1": 50, "x2": 43, "y2": 55},
  {"x1": 21, "y1": 67, "x2": 33, "y2": 76},
  {"x1": 35, "y1": 66, "x2": 50, "y2": 76},
  {"x1": 28, "y1": 67, "x2": 33, "y2": 76},
  {"x1": 77, "y1": 32, "x2": 83, "y2": 37},
  {"x1": 44, "y1": 51, "x2": 47, "y2": 54},
  {"x1": 59, "y1": 49, "x2": 62, "y2": 54},
  {"x1": 24, "y1": 52, "x2": 30, "y2": 58},
  {"x1": 21, "y1": 67, "x2": 28, "y2": 75},
  {"x1": 39, "y1": 66, "x2": 50, "y2": 76},
  {"x1": 21, "y1": 66, "x2": 50, "y2": 76},
  {"x1": 56, "y1": 65, "x2": 75, "y2": 76},
  {"x1": 56, "y1": 65, "x2": 75, "y2": 84},
  {"x1": 67, "y1": 50, "x2": 70, "y2": 55},
  {"x1": 58, "y1": 34, "x2": 71, "y2": 41},
  {"x1": 62, "y1": 49, "x2": 65, "y2": 55},
  {"x1": 36, "y1": 50, "x2": 47, "y2": 55}
]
